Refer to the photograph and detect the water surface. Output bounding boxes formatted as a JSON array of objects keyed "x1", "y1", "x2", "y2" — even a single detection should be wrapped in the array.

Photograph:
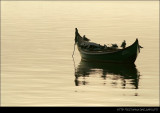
[{"x1": 1, "y1": 1, "x2": 159, "y2": 106}]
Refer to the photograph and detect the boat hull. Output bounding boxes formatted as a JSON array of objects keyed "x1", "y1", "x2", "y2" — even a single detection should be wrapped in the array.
[{"x1": 77, "y1": 39, "x2": 140, "y2": 64}]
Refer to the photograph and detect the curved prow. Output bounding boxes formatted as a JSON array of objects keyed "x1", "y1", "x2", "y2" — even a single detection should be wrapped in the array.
[
  {"x1": 134, "y1": 38, "x2": 144, "y2": 54},
  {"x1": 136, "y1": 38, "x2": 143, "y2": 49},
  {"x1": 75, "y1": 28, "x2": 78, "y2": 34},
  {"x1": 75, "y1": 28, "x2": 83, "y2": 45},
  {"x1": 75, "y1": 28, "x2": 79, "y2": 43}
]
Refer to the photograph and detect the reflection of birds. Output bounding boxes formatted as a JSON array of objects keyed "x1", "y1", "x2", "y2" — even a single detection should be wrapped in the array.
[{"x1": 74, "y1": 60, "x2": 140, "y2": 89}]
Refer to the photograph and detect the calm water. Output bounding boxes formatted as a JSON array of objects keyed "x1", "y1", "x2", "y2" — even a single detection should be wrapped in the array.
[{"x1": 1, "y1": 1, "x2": 159, "y2": 106}]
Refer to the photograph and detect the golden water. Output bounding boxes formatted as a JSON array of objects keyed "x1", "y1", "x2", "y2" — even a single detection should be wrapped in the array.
[{"x1": 1, "y1": 1, "x2": 159, "y2": 106}]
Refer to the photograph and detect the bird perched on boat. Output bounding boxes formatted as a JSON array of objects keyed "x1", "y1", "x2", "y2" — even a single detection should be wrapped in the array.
[
  {"x1": 83, "y1": 35, "x2": 90, "y2": 41},
  {"x1": 121, "y1": 40, "x2": 126, "y2": 49},
  {"x1": 111, "y1": 44, "x2": 118, "y2": 48}
]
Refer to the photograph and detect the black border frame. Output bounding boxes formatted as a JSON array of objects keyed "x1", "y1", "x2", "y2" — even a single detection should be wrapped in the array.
[{"x1": 0, "y1": 0, "x2": 159, "y2": 110}]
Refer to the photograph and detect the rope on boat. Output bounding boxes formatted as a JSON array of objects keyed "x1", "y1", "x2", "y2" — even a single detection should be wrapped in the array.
[
  {"x1": 72, "y1": 43, "x2": 76, "y2": 57},
  {"x1": 72, "y1": 43, "x2": 77, "y2": 77},
  {"x1": 72, "y1": 55, "x2": 76, "y2": 72},
  {"x1": 72, "y1": 44, "x2": 77, "y2": 83}
]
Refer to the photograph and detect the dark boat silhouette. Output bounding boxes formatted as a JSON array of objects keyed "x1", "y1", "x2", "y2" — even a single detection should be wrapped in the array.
[
  {"x1": 74, "y1": 60, "x2": 140, "y2": 89},
  {"x1": 74, "y1": 28, "x2": 142, "y2": 63}
]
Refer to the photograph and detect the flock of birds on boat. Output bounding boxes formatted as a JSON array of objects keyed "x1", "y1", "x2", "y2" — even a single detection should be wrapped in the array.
[{"x1": 79, "y1": 35, "x2": 127, "y2": 52}]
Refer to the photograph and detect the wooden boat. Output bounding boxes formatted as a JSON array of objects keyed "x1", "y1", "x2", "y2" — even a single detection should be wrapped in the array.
[{"x1": 74, "y1": 28, "x2": 141, "y2": 64}]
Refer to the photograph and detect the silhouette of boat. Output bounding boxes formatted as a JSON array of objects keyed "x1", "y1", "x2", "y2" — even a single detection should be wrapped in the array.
[
  {"x1": 74, "y1": 28, "x2": 142, "y2": 63},
  {"x1": 74, "y1": 60, "x2": 140, "y2": 89}
]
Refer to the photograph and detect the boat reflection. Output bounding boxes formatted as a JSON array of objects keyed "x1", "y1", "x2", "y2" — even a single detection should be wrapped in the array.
[{"x1": 74, "y1": 60, "x2": 140, "y2": 89}]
